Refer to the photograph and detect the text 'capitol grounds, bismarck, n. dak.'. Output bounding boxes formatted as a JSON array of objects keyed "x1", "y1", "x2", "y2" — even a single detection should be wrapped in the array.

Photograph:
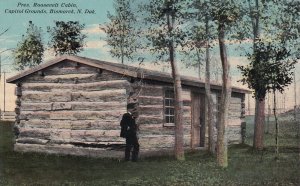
[{"x1": 4, "y1": 2, "x2": 95, "y2": 14}]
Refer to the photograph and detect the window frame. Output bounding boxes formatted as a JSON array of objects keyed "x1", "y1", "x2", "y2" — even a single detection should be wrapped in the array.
[{"x1": 163, "y1": 88, "x2": 175, "y2": 127}]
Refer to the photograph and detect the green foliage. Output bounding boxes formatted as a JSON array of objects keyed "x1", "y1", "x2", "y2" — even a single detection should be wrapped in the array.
[
  {"x1": 101, "y1": 0, "x2": 141, "y2": 64},
  {"x1": 47, "y1": 21, "x2": 86, "y2": 56},
  {"x1": 181, "y1": 0, "x2": 242, "y2": 77},
  {"x1": 238, "y1": 41, "x2": 296, "y2": 100},
  {"x1": 278, "y1": 1, "x2": 300, "y2": 58},
  {"x1": 238, "y1": 0, "x2": 299, "y2": 100},
  {"x1": 210, "y1": 0, "x2": 241, "y2": 26},
  {"x1": 13, "y1": 21, "x2": 44, "y2": 71},
  {"x1": 180, "y1": 1, "x2": 211, "y2": 76},
  {"x1": 142, "y1": 0, "x2": 189, "y2": 60}
]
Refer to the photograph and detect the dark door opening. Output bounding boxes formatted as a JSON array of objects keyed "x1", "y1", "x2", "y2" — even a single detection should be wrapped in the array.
[{"x1": 191, "y1": 92, "x2": 206, "y2": 148}]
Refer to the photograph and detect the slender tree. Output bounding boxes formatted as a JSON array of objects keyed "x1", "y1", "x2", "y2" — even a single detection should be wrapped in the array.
[
  {"x1": 239, "y1": 41, "x2": 296, "y2": 159},
  {"x1": 248, "y1": 0, "x2": 265, "y2": 150},
  {"x1": 238, "y1": 0, "x2": 300, "y2": 150},
  {"x1": 13, "y1": 21, "x2": 44, "y2": 70},
  {"x1": 47, "y1": 21, "x2": 86, "y2": 56},
  {"x1": 204, "y1": 16, "x2": 215, "y2": 154},
  {"x1": 235, "y1": 0, "x2": 273, "y2": 150},
  {"x1": 186, "y1": 0, "x2": 218, "y2": 154},
  {"x1": 101, "y1": 0, "x2": 140, "y2": 64},
  {"x1": 185, "y1": 0, "x2": 241, "y2": 165},
  {"x1": 210, "y1": 0, "x2": 241, "y2": 167},
  {"x1": 143, "y1": 0, "x2": 189, "y2": 160}
]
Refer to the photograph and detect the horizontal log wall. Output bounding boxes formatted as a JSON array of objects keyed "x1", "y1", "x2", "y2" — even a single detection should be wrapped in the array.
[
  {"x1": 208, "y1": 94, "x2": 243, "y2": 146},
  {"x1": 19, "y1": 110, "x2": 125, "y2": 120},
  {"x1": 15, "y1": 61, "x2": 130, "y2": 153},
  {"x1": 22, "y1": 80, "x2": 131, "y2": 92},
  {"x1": 226, "y1": 96, "x2": 243, "y2": 125},
  {"x1": 14, "y1": 143, "x2": 125, "y2": 158},
  {"x1": 137, "y1": 82, "x2": 192, "y2": 149},
  {"x1": 22, "y1": 61, "x2": 127, "y2": 83},
  {"x1": 227, "y1": 95, "x2": 243, "y2": 144},
  {"x1": 228, "y1": 97, "x2": 242, "y2": 119},
  {"x1": 20, "y1": 120, "x2": 121, "y2": 130},
  {"x1": 14, "y1": 143, "x2": 198, "y2": 158},
  {"x1": 21, "y1": 90, "x2": 127, "y2": 103},
  {"x1": 139, "y1": 135, "x2": 191, "y2": 149},
  {"x1": 21, "y1": 102, "x2": 126, "y2": 112},
  {"x1": 227, "y1": 125, "x2": 242, "y2": 144}
]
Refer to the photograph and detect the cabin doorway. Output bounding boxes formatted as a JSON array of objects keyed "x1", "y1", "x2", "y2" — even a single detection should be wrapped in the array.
[{"x1": 191, "y1": 92, "x2": 206, "y2": 148}]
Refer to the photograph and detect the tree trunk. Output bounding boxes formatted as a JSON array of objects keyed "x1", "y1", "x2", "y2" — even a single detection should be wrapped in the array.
[
  {"x1": 294, "y1": 70, "x2": 297, "y2": 122},
  {"x1": 196, "y1": 49, "x2": 201, "y2": 79},
  {"x1": 248, "y1": 0, "x2": 266, "y2": 150},
  {"x1": 266, "y1": 92, "x2": 270, "y2": 134},
  {"x1": 253, "y1": 98, "x2": 265, "y2": 150},
  {"x1": 273, "y1": 89, "x2": 279, "y2": 160},
  {"x1": 217, "y1": 22, "x2": 231, "y2": 168},
  {"x1": 165, "y1": 7, "x2": 185, "y2": 161},
  {"x1": 121, "y1": 36, "x2": 124, "y2": 64},
  {"x1": 204, "y1": 17, "x2": 215, "y2": 154},
  {"x1": 169, "y1": 40, "x2": 185, "y2": 161}
]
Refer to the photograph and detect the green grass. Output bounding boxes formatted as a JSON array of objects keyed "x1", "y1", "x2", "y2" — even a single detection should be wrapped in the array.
[
  {"x1": 245, "y1": 115, "x2": 299, "y2": 149},
  {"x1": 0, "y1": 117, "x2": 299, "y2": 186}
]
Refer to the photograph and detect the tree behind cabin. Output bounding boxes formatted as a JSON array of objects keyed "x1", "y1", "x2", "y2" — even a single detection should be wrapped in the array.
[
  {"x1": 101, "y1": 0, "x2": 139, "y2": 64},
  {"x1": 13, "y1": 21, "x2": 44, "y2": 71},
  {"x1": 48, "y1": 21, "x2": 86, "y2": 56}
]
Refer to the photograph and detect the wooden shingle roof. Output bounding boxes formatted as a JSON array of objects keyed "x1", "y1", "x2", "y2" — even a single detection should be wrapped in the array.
[{"x1": 7, "y1": 55, "x2": 251, "y2": 94}]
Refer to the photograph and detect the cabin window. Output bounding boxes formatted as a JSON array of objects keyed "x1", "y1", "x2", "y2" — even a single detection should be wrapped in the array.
[{"x1": 164, "y1": 89, "x2": 175, "y2": 126}]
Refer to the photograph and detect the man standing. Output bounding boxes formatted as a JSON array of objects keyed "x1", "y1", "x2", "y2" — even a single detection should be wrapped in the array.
[{"x1": 120, "y1": 107, "x2": 139, "y2": 162}]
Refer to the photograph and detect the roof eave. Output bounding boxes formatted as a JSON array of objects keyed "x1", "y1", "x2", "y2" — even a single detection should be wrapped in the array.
[
  {"x1": 6, "y1": 56, "x2": 67, "y2": 83},
  {"x1": 6, "y1": 55, "x2": 138, "y2": 83}
]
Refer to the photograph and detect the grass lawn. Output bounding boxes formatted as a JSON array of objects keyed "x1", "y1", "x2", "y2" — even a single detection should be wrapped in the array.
[{"x1": 0, "y1": 117, "x2": 299, "y2": 186}]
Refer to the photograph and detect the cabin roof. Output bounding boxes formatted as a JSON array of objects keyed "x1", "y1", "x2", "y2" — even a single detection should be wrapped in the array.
[{"x1": 7, "y1": 55, "x2": 251, "y2": 94}]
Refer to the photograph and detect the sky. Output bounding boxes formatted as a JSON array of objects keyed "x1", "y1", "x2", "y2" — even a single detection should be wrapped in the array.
[
  {"x1": 0, "y1": 0, "x2": 299, "y2": 112},
  {"x1": 0, "y1": 0, "x2": 115, "y2": 111},
  {"x1": 0, "y1": 0, "x2": 115, "y2": 64}
]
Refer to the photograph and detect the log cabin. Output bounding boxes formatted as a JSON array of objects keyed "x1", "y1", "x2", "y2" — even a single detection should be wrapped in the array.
[{"x1": 7, "y1": 55, "x2": 250, "y2": 158}]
